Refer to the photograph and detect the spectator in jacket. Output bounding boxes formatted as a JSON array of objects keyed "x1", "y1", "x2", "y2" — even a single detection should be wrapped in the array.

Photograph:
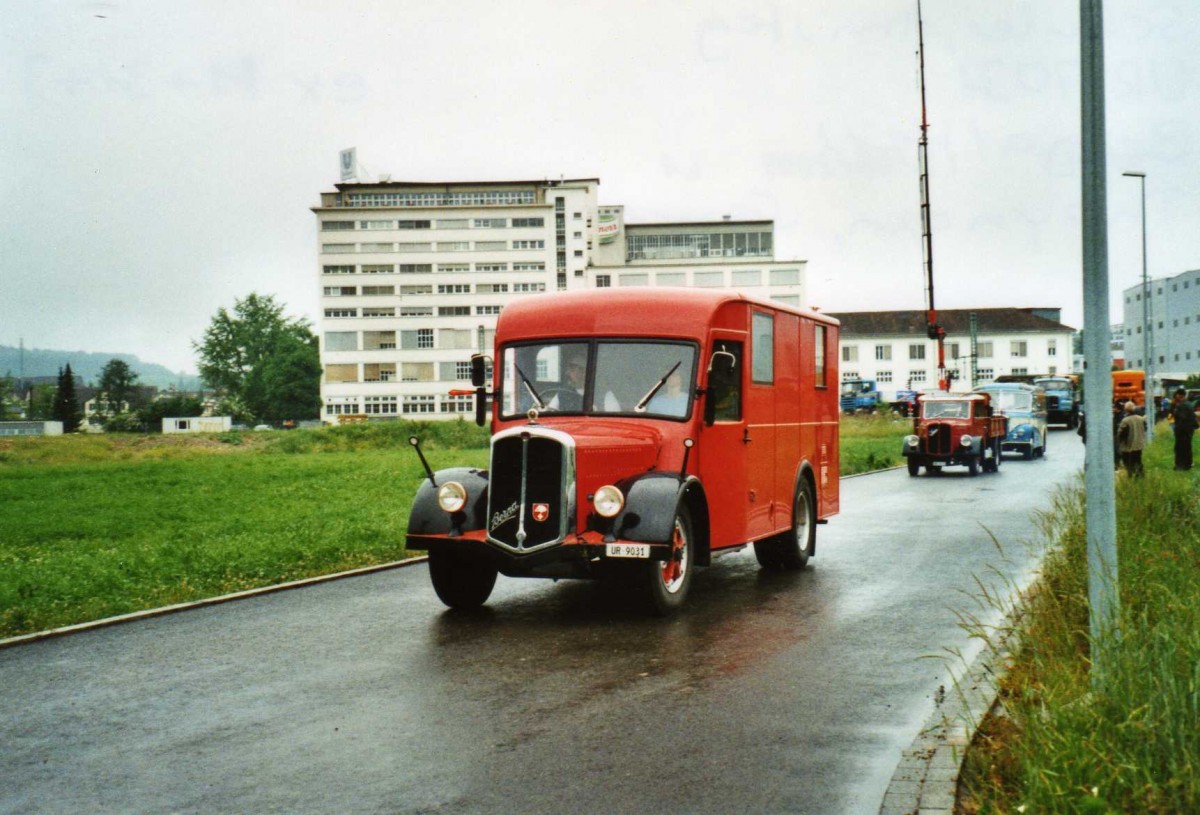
[
  {"x1": 1170, "y1": 388, "x2": 1198, "y2": 470},
  {"x1": 1117, "y1": 401, "x2": 1146, "y2": 477}
]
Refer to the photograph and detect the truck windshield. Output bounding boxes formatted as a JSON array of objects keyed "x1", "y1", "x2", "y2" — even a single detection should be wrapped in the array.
[
  {"x1": 989, "y1": 391, "x2": 1033, "y2": 412},
  {"x1": 1037, "y1": 378, "x2": 1071, "y2": 390},
  {"x1": 499, "y1": 341, "x2": 697, "y2": 419},
  {"x1": 923, "y1": 401, "x2": 970, "y2": 419}
]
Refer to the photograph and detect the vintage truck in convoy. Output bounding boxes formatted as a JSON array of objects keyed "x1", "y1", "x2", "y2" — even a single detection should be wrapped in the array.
[
  {"x1": 974, "y1": 382, "x2": 1049, "y2": 460},
  {"x1": 405, "y1": 288, "x2": 841, "y2": 615},
  {"x1": 901, "y1": 392, "x2": 1007, "y2": 476},
  {"x1": 1033, "y1": 375, "x2": 1079, "y2": 428}
]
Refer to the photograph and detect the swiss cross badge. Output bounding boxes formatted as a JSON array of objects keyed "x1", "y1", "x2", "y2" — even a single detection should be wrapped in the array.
[{"x1": 532, "y1": 503, "x2": 550, "y2": 522}]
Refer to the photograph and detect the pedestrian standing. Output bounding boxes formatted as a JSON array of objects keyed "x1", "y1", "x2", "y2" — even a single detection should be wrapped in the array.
[
  {"x1": 1170, "y1": 388, "x2": 1197, "y2": 470},
  {"x1": 1111, "y1": 400, "x2": 1125, "y2": 469},
  {"x1": 1117, "y1": 401, "x2": 1146, "y2": 477}
]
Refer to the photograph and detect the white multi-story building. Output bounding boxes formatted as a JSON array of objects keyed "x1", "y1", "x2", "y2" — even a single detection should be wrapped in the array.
[
  {"x1": 312, "y1": 178, "x2": 807, "y2": 422},
  {"x1": 1120, "y1": 268, "x2": 1200, "y2": 382},
  {"x1": 828, "y1": 308, "x2": 1076, "y2": 398}
]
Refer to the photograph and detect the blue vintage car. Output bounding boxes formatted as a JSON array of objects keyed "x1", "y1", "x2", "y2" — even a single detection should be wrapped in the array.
[{"x1": 973, "y1": 382, "x2": 1048, "y2": 459}]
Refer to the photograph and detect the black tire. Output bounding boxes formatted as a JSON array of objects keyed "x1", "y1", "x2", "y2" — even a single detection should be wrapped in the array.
[
  {"x1": 641, "y1": 504, "x2": 695, "y2": 615},
  {"x1": 992, "y1": 439, "x2": 1003, "y2": 472},
  {"x1": 1022, "y1": 445, "x2": 1034, "y2": 461},
  {"x1": 754, "y1": 480, "x2": 815, "y2": 571},
  {"x1": 428, "y1": 548, "x2": 498, "y2": 609},
  {"x1": 907, "y1": 458, "x2": 921, "y2": 477},
  {"x1": 967, "y1": 456, "x2": 979, "y2": 476}
]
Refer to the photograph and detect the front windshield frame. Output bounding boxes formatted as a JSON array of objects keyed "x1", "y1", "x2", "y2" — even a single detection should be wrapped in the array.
[
  {"x1": 498, "y1": 339, "x2": 700, "y2": 421},
  {"x1": 980, "y1": 389, "x2": 1034, "y2": 413},
  {"x1": 922, "y1": 400, "x2": 973, "y2": 419}
]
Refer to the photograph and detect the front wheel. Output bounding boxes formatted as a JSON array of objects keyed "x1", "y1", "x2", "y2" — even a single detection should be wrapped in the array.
[
  {"x1": 907, "y1": 458, "x2": 921, "y2": 477},
  {"x1": 754, "y1": 480, "x2": 815, "y2": 571},
  {"x1": 640, "y1": 505, "x2": 695, "y2": 615},
  {"x1": 428, "y1": 548, "x2": 498, "y2": 609},
  {"x1": 967, "y1": 456, "x2": 979, "y2": 476}
]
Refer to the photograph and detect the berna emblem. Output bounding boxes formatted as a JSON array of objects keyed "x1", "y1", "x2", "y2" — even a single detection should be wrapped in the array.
[{"x1": 532, "y1": 503, "x2": 550, "y2": 522}]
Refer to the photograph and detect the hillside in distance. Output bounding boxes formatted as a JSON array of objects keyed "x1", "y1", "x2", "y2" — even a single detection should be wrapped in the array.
[{"x1": 0, "y1": 345, "x2": 201, "y2": 390}]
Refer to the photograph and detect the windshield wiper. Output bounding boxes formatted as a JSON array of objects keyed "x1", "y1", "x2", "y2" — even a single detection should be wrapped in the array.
[
  {"x1": 514, "y1": 364, "x2": 547, "y2": 411},
  {"x1": 634, "y1": 361, "x2": 682, "y2": 413}
]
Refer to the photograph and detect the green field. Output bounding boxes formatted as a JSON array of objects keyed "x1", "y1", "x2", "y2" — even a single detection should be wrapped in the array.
[{"x1": 0, "y1": 416, "x2": 904, "y2": 638}]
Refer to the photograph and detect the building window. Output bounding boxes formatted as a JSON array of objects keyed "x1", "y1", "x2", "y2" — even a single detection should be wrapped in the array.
[
  {"x1": 474, "y1": 241, "x2": 506, "y2": 251},
  {"x1": 513, "y1": 262, "x2": 545, "y2": 271},
  {"x1": 595, "y1": 275, "x2": 611, "y2": 288},
  {"x1": 476, "y1": 263, "x2": 508, "y2": 273},
  {"x1": 477, "y1": 283, "x2": 508, "y2": 294},
  {"x1": 437, "y1": 284, "x2": 471, "y2": 294},
  {"x1": 437, "y1": 242, "x2": 471, "y2": 252},
  {"x1": 875, "y1": 344, "x2": 892, "y2": 361},
  {"x1": 324, "y1": 364, "x2": 358, "y2": 383},
  {"x1": 437, "y1": 219, "x2": 469, "y2": 229},
  {"x1": 948, "y1": 342, "x2": 960, "y2": 359},
  {"x1": 910, "y1": 370, "x2": 927, "y2": 383},
  {"x1": 361, "y1": 285, "x2": 394, "y2": 296},
  {"x1": 842, "y1": 371, "x2": 859, "y2": 380},
  {"x1": 438, "y1": 263, "x2": 469, "y2": 273},
  {"x1": 843, "y1": 346, "x2": 858, "y2": 363},
  {"x1": 398, "y1": 264, "x2": 432, "y2": 274},
  {"x1": 694, "y1": 271, "x2": 724, "y2": 287},
  {"x1": 909, "y1": 344, "x2": 926, "y2": 360},
  {"x1": 324, "y1": 308, "x2": 357, "y2": 318},
  {"x1": 441, "y1": 395, "x2": 474, "y2": 414},
  {"x1": 398, "y1": 220, "x2": 432, "y2": 230},
  {"x1": 399, "y1": 306, "x2": 433, "y2": 317},
  {"x1": 323, "y1": 243, "x2": 355, "y2": 253},
  {"x1": 573, "y1": 249, "x2": 584, "y2": 257},
  {"x1": 322, "y1": 221, "x2": 355, "y2": 231},
  {"x1": 877, "y1": 370, "x2": 893, "y2": 383},
  {"x1": 400, "y1": 329, "x2": 435, "y2": 350},
  {"x1": 364, "y1": 363, "x2": 399, "y2": 382},
  {"x1": 1010, "y1": 341, "x2": 1027, "y2": 357},
  {"x1": 361, "y1": 307, "x2": 395, "y2": 318},
  {"x1": 474, "y1": 218, "x2": 507, "y2": 228},
  {"x1": 512, "y1": 240, "x2": 546, "y2": 250},
  {"x1": 438, "y1": 306, "x2": 471, "y2": 316},
  {"x1": 324, "y1": 332, "x2": 357, "y2": 352},
  {"x1": 364, "y1": 396, "x2": 400, "y2": 415},
  {"x1": 1011, "y1": 367, "x2": 1028, "y2": 376},
  {"x1": 323, "y1": 286, "x2": 357, "y2": 296},
  {"x1": 363, "y1": 331, "x2": 396, "y2": 350},
  {"x1": 977, "y1": 341, "x2": 993, "y2": 358},
  {"x1": 325, "y1": 401, "x2": 360, "y2": 416},
  {"x1": 361, "y1": 264, "x2": 396, "y2": 275},
  {"x1": 323, "y1": 265, "x2": 355, "y2": 275},
  {"x1": 770, "y1": 269, "x2": 800, "y2": 286},
  {"x1": 477, "y1": 305, "x2": 502, "y2": 315},
  {"x1": 397, "y1": 242, "x2": 432, "y2": 253},
  {"x1": 400, "y1": 285, "x2": 433, "y2": 295},
  {"x1": 513, "y1": 282, "x2": 546, "y2": 292},
  {"x1": 977, "y1": 367, "x2": 994, "y2": 380},
  {"x1": 511, "y1": 217, "x2": 545, "y2": 228},
  {"x1": 1047, "y1": 339, "x2": 1057, "y2": 356}
]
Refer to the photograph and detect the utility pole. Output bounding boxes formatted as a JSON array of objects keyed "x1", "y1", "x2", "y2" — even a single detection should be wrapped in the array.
[
  {"x1": 1122, "y1": 170, "x2": 1153, "y2": 440},
  {"x1": 1080, "y1": 0, "x2": 1120, "y2": 683}
]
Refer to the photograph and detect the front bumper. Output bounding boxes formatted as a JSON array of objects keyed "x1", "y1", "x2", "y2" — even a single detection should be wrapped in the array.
[{"x1": 407, "y1": 530, "x2": 674, "y2": 579}]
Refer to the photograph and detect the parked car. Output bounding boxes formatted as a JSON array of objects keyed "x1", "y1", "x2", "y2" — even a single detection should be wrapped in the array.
[{"x1": 974, "y1": 382, "x2": 1048, "y2": 459}]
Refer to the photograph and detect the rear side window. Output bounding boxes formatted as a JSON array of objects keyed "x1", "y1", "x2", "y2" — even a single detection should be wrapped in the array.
[{"x1": 751, "y1": 312, "x2": 774, "y2": 384}]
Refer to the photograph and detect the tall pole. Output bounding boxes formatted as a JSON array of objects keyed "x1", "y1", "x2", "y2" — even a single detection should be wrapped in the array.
[
  {"x1": 917, "y1": 0, "x2": 948, "y2": 390},
  {"x1": 1122, "y1": 171, "x2": 1153, "y2": 440},
  {"x1": 1081, "y1": 0, "x2": 1120, "y2": 683}
]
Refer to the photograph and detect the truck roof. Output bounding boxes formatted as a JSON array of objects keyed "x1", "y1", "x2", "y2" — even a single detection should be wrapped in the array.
[{"x1": 496, "y1": 287, "x2": 839, "y2": 341}]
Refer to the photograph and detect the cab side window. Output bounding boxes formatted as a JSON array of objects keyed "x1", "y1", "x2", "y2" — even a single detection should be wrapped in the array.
[
  {"x1": 751, "y1": 312, "x2": 774, "y2": 384},
  {"x1": 709, "y1": 341, "x2": 742, "y2": 422}
]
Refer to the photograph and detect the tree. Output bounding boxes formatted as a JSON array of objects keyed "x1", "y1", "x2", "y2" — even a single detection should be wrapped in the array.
[
  {"x1": 97, "y1": 359, "x2": 143, "y2": 418},
  {"x1": 194, "y1": 293, "x2": 320, "y2": 424},
  {"x1": 0, "y1": 372, "x2": 16, "y2": 420},
  {"x1": 52, "y1": 364, "x2": 83, "y2": 432}
]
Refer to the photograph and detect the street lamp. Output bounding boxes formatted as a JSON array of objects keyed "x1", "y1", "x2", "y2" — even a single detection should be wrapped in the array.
[{"x1": 1122, "y1": 170, "x2": 1153, "y2": 442}]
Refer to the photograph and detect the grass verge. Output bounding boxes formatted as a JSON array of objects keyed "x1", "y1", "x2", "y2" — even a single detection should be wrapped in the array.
[
  {"x1": 958, "y1": 428, "x2": 1200, "y2": 814},
  {"x1": 2, "y1": 415, "x2": 896, "y2": 639}
]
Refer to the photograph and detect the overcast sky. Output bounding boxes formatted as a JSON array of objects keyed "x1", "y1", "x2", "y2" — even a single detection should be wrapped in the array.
[{"x1": 3, "y1": 0, "x2": 1198, "y2": 374}]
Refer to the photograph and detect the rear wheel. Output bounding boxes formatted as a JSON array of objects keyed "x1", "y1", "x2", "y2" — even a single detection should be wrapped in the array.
[
  {"x1": 428, "y1": 548, "x2": 498, "y2": 610},
  {"x1": 641, "y1": 505, "x2": 694, "y2": 615},
  {"x1": 754, "y1": 480, "x2": 816, "y2": 571}
]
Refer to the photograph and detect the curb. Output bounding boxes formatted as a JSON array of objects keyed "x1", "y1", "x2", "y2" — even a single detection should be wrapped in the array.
[
  {"x1": 878, "y1": 593, "x2": 1026, "y2": 815},
  {"x1": 0, "y1": 555, "x2": 428, "y2": 651}
]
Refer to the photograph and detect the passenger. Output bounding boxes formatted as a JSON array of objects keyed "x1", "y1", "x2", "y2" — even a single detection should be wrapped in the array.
[
  {"x1": 648, "y1": 369, "x2": 690, "y2": 417},
  {"x1": 1117, "y1": 401, "x2": 1146, "y2": 477}
]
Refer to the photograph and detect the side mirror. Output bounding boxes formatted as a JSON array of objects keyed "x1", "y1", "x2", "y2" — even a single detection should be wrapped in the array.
[{"x1": 470, "y1": 354, "x2": 488, "y2": 388}]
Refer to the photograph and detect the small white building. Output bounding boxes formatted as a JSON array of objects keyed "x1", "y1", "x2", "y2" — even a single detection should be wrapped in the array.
[
  {"x1": 828, "y1": 308, "x2": 1077, "y2": 400},
  {"x1": 162, "y1": 416, "x2": 233, "y2": 434},
  {"x1": 0, "y1": 421, "x2": 64, "y2": 437}
]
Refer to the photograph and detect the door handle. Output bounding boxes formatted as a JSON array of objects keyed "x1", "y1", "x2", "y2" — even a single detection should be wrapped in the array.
[{"x1": 742, "y1": 428, "x2": 752, "y2": 444}]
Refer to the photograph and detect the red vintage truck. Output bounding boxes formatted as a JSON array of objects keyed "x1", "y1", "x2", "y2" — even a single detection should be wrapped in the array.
[
  {"x1": 901, "y1": 392, "x2": 1007, "y2": 476},
  {"x1": 406, "y1": 288, "x2": 840, "y2": 614}
]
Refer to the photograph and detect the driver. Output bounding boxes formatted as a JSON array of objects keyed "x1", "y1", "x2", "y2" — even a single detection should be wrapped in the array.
[{"x1": 548, "y1": 347, "x2": 620, "y2": 412}]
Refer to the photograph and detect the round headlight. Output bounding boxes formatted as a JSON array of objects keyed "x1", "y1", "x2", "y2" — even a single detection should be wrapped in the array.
[
  {"x1": 905, "y1": 435, "x2": 920, "y2": 447},
  {"x1": 960, "y1": 435, "x2": 974, "y2": 447},
  {"x1": 437, "y1": 481, "x2": 467, "y2": 513},
  {"x1": 593, "y1": 485, "x2": 625, "y2": 518}
]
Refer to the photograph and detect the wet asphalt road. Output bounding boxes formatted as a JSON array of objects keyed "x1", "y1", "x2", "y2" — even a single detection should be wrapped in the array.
[{"x1": 1, "y1": 432, "x2": 1084, "y2": 815}]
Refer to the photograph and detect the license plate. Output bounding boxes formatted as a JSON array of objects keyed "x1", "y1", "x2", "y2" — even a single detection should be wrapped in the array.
[{"x1": 606, "y1": 543, "x2": 650, "y2": 559}]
